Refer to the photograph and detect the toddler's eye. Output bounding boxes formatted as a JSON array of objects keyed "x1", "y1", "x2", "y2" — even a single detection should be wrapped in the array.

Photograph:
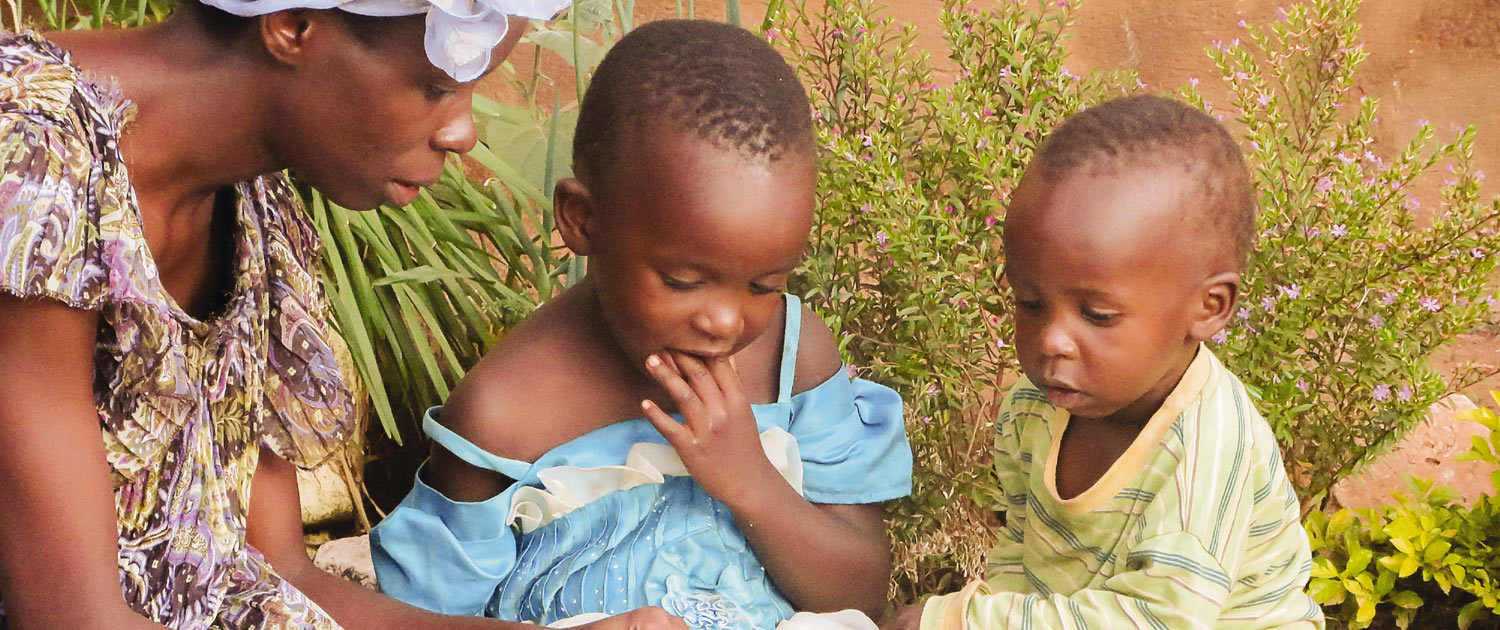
[
  {"x1": 1082, "y1": 308, "x2": 1120, "y2": 325},
  {"x1": 661, "y1": 275, "x2": 701, "y2": 290},
  {"x1": 749, "y1": 281, "x2": 785, "y2": 295},
  {"x1": 1015, "y1": 299, "x2": 1044, "y2": 313}
]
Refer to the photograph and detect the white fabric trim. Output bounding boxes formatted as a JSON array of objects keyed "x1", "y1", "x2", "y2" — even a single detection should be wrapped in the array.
[
  {"x1": 195, "y1": 0, "x2": 571, "y2": 81},
  {"x1": 507, "y1": 427, "x2": 806, "y2": 534}
]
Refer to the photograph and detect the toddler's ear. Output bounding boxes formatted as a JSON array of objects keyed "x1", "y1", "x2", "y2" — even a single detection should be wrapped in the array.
[
  {"x1": 555, "y1": 178, "x2": 597, "y2": 255},
  {"x1": 1189, "y1": 271, "x2": 1241, "y2": 342}
]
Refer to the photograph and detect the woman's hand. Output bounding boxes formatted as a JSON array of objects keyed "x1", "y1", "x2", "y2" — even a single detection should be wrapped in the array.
[{"x1": 639, "y1": 351, "x2": 784, "y2": 509}]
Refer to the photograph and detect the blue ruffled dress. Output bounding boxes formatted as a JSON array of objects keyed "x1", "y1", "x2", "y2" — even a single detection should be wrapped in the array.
[{"x1": 371, "y1": 295, "x2": 912, "y2": 630}]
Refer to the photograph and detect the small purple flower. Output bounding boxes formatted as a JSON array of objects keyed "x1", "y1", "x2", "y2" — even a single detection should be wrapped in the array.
[
  {"x1": 1336, "y1": 153, "x2": 1355, "y2": 165},
  {"x1": 1381, "y1": 291, "x2": 1398, "y2": 305},
  {"x1": 1419, "y1": 297, "x2": 1441, "y2": 312},
  {"x1": 1212, "y1": 330, "x2": 1229, "y2": 344},
  {"x1": 1471, "y1": 248, "x2": 1486, "y2": 259},
  {"x1": 985, "y1": 215, "x2": 999, "y2": 227},
  {"x1": 860, "y1": 135, "x2": 873, "y2": 147},
  {"x1": 859, "y1": 202, "x2": 873, "y2": 213},
  {"x1": 1189, "y1": 77, "x2": 1199, "y2": 87},
  {"x1": 1315, "y1": 177, "x2": 1334, "y2": 193},
  {"x1": 1373, "y1": 384, "x2": 1391, "y2": 401},
  {"x1": 1397, "y1": 385, "x2": 1413, "y2": 401},
  {"x1": 1237, "y1": 19, "x2": 1247, "y2": 27},
  {"x1": 1261, "y1": 295, "x2": 1277, "y2": 312},
  {"x1": 875, "y1": 230, "x2": 889, "y2": 249},
  {"x1": 1257, "y1": 93, "x2": 1271, "y2": 107},
  {"x1": 1278, "y1": 284, "x2": 1302, "y2": 299},
  {"x1": 1303, "y1": 226, "x2": 1320, "y2": 239},
  {"x1": 845, "y1": 365, "x2": 859, "y2": 380},
  {"x1": 1295, "y1": 380, "x2": 1309, "y2": 392},
  {"x1": 1368, "y1": 314, "x2": 1384, "y2": 328},
  {"x1": 1237, "y1": 306, "x2": 1251, "y2": 320},
  {"x1": 1330, "y1": 224, "x2": 1347, "y2": 238},
  {"x1": 982, "y1": 107, "x2": 996, "y2": 117}
]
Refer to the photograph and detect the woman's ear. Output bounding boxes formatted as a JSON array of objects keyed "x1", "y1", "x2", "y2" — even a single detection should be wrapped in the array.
[
  {"x1": 1189, "y1": 271, "x2": 1241, "y2": 342},
  {"x1": 259, "y1": 10, "x2": 319, "y2": 66},
  {"x1": 555, "y1": 178, "x2": 597, "y2": 256}
]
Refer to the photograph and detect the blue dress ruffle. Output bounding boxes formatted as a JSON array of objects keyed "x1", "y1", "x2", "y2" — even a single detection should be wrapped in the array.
[{"x1": 371, "y1": 295, "x2": 912, "y2": 630}]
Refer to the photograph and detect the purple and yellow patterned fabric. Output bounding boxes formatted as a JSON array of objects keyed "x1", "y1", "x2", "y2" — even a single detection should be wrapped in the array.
[{"x1": 0, "y1": 32, "x2": 359, "y2": 630}]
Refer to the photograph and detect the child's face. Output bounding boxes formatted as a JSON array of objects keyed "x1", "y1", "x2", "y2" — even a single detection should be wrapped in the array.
[
  {"x1": 585, "y1": 128, "x2": 816, "y2": 372},
  {"x1": 1004, "y1": 165, "x2": 1216, "y2": 427}
]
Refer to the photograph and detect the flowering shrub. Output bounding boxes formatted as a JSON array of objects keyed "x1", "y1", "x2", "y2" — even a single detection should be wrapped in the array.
[
  {"x1": 774, "y1": 0, "x2": 1500, "y2": 600},
  {"x1": 1188, "y1": 0, "x2": 1500, "y2": 508},
  {"x1": 770, "y1": 0, "x2": 1129, "y2": 597}
]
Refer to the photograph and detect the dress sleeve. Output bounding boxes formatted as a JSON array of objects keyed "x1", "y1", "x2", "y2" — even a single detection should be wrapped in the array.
[
  {"x1": 0, "y1": 110, "x2": 108, "y2": 309},
  {"x1": 255, "y1": 175, "x2": 361, "y2": 469},
  {"x1": 370, "y1": 465, "x2": 522, "y2": 615},
  {"x1": 786, "y1": 373, "x2": 912, "y2": 504}
]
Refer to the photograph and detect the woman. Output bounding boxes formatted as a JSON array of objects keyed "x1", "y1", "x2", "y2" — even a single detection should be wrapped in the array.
[{"x1": 0, "y1": 3, "x2": 688, "y2": 629}]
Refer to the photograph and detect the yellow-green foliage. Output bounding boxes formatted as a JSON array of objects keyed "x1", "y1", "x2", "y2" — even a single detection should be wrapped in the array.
[{"x1": 1306, "y1": 395, "x2": 1500, "y2": 629}]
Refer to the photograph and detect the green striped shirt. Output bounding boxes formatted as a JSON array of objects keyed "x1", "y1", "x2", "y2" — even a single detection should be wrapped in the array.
[{"x1": 921, "y1": 346, "x2": 1324, "y2": 630}]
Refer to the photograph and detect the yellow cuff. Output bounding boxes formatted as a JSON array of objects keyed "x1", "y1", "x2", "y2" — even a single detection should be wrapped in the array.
[{"x1": 919, "y1": 580, "x2": 993, "y2": 630}]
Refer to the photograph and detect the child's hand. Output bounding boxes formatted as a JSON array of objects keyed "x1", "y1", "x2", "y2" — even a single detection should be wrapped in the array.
[
  {"x1": 641, "y1": 352, "x2": 783, "y2": 508},
  {"x1": 880, "y1": 603, "x2": 925, "y2": 630}
]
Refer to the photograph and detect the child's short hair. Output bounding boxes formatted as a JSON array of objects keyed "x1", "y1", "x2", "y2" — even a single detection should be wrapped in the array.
[
  {"x1": 572, "y1": 19, "x2": 814, "y2": 196},
  {"x1": 1032, "y1": 95, "x2": 1257, "y2": 267}
]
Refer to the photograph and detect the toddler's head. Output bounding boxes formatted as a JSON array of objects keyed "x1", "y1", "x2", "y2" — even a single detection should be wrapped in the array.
[
  {"x1": 1003, "y1": 95, "x2": 1255, "y2": 426},
  {"x1": 555, "y1": 19, "x2": 816, "y2": 369}
]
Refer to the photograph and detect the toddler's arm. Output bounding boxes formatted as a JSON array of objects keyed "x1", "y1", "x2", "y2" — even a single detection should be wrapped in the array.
[{"x1": 640, "y1": 310, "x2": 896, "y2": 617}]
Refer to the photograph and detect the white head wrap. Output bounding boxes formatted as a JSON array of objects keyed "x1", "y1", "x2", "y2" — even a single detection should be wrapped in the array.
[{"x1": 197, "y1": 0, "x2": 572, "y2": 81}]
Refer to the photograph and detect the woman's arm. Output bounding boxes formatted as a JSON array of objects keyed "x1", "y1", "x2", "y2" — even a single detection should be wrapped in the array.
[
  {"x1": 0, "y1": 295, "x2": 166, "y2": 630},
  {"x1": 248, "y1": 445, "x2": 690, "y2": 630}
]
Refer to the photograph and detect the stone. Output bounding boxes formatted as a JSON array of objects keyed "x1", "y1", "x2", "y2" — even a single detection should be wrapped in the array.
[
  {"x1": 297, "y1": 455, "x2": 357, "y2": 528},
  {"x1": 1332, "y1": 394, "x2": 1498, "y2": 510},
  {"x1": 314, "y1": 534, "x2": 378, "y2": 590}
]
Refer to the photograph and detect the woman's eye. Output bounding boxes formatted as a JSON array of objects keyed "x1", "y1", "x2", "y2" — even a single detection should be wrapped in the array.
[{"x1": 424, "y1": 83, "x2": 455, "y2": 101}]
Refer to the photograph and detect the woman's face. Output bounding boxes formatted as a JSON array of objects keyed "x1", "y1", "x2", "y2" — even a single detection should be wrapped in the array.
[{"x1": 269, "y1": 12, "x2": 524, "y2": 210}]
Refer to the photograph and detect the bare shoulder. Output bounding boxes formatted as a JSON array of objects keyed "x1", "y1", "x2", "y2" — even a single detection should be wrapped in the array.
[
  {"x1": 791, "y1": 302, "x2": 843, "y2": 395},
  {"x1": 440, "y1": 302, "x2": 579, "y2": 462}
]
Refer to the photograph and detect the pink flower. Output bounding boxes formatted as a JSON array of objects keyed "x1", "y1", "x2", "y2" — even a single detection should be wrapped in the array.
[
  {"x1": 1295, "y1": 380, "x2": 1309, "y2": 392},
  {"x1": 1330, "y1": 224, "x2": 1347, "y2": 238},
  {"x1": 1397, "y1": 385, "x2": 1413, "y2": 401},
  {"x1": 985, "y1": 215, "x2": 999, "y2": 227},
  {"x1": 1278, "y1": 284, "x2": 1302, "y2": 299},
  {"x1": 1419, "y1": 297, "x2": 1441, "y2": 312},
  {"x1": 1257, "y1": 93, "x2": 1271, "y2": 106},
  {"x1": 1212, "y1": 330, "x2": 1229, "y2": 344},
  {"x1": 1381, "y1": 291, "x2": 1397, "y2": 305},
  {"x1": 1368, "y1": 314, "x2": 1383, "y2": 328},
  {"x1": 1315, "y1": 177, "x2": 1334, "y2": 193},
  {"x1": 1373, "y1": 384, "x2": 1391, "y2": 401},
  {"x1": 1188, "y1": 77, "x2": 1200, "y2": 87},
  {"x1": 1237, "y1": 307, "x2": 1251, "y2": 320}
]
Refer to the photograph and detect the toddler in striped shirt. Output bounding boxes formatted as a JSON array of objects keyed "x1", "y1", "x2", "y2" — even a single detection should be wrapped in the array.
[{"x1": 887, "y1": 95, "x2": 1325, "y2": 630}]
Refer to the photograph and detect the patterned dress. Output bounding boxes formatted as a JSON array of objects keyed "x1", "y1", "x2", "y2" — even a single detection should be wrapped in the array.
[{"x1": 0, "y1": 32, "x2": 359, "y2": 630}]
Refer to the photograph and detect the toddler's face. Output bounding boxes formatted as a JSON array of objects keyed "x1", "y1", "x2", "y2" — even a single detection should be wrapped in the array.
[
  {"x1": 588, "y1": 129, "x2": 816, "y2": 372},
  {"x1": 1003, "y1": 166, "x2": 1210, "y2": 428}
]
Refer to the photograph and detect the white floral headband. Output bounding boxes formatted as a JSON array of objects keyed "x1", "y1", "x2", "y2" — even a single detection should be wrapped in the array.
[{"x1": 197, "y1": 0, "x2": 572, "y2": 82}]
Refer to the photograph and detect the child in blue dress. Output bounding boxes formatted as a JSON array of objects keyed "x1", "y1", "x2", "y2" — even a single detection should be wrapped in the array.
[{"x1": 370, "y1": 19, "x2": 913, "y2": 630}]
